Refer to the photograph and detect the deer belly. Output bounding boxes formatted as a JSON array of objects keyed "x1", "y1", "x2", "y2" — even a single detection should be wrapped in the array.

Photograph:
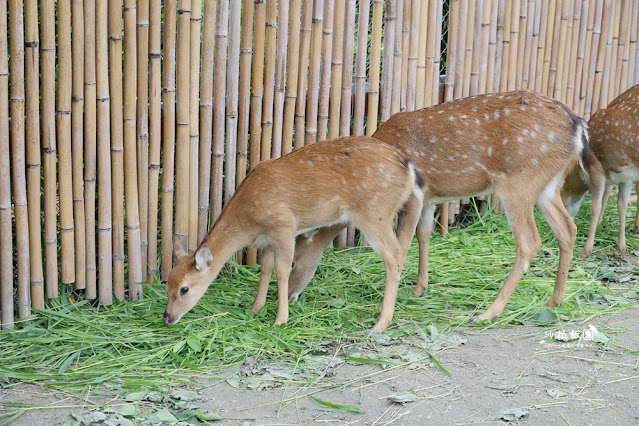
[{"x1": 607, "y1": 166, "x2": 639, "y2": 185}]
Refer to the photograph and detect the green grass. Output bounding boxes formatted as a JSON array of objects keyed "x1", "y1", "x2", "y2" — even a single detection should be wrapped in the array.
[{"x1": 0, "y1": 195, "x2": 638, "y2": 393}]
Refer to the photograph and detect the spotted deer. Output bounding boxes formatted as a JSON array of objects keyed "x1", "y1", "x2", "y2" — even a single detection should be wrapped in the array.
[
  {"x1": 288, "y1": 91, "x2": 588, "y2": 323},
  {"x1": 561, "y1": 84, "x2": 639, "y2": 257},
  {"x1": 163, "y1": 136, "x2": 424, "y2": 333}
]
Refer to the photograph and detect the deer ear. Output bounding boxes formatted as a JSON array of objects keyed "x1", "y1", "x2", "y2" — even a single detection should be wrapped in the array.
[
  {"x1": 194, "y1": 245, "x2": 214, "y2": 272},
  {"x1": 173, "y1": 236, "x2": 188, "y2": 263}
]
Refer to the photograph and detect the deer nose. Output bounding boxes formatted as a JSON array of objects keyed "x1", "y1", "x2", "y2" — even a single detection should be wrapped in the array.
[{"x1": 163, "y1": 311, "x2": 171, "y2": 325}]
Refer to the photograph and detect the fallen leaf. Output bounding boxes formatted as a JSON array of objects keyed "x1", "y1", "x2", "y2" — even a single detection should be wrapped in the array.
[
  {"x1": 387, "y1": 393, "x2": 417, "y2": 404},
  {"x1": 490, "y1": 408, "x2": 528, "y2": 421}
]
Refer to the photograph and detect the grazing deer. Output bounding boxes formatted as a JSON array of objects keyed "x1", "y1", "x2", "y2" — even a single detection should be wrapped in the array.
[
  {"x1": 164, "y1": 136, "x2": 425, "y2": 333},
  {"x1": 561, "y1": 85, "x2": 639, "y2": 257},
  {"x1": 288, "y1": 91, "x2": 588, "y2": 323}
]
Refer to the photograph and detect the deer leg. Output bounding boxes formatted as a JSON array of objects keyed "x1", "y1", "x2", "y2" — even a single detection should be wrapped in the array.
[
  {"x1": 396, "y1": 195, "x2": 423, "y2": 257},
  {"x1": 582, "y1": 174, "x2": 606, "y2": 257},
  {"x1": 288, "y1": 225, "x2": 346, "y2": 301},
  {"x1": 616, "y1": 181, "x2": 632, "y2": 255},
  {"x1": 598, "y1": 185, "x2": 613, "y2": 225},
  {"x1": 537, "y1": 190, "x2": 578, "y2": 308},
  {"x1": 634, "y1": 182, "x2": 639, "y2": 233},
  {"x1": 413, "y1": 204, "x2": 436, "y2": 297},
  {"x1": 475, "y1": 200, "x2": 541, "y2": 322},
  {"x1": 272, "y1": 238, "x2": 296, "y2": 326},
  {"x1": 252, "y1": 248, "x2": 274, "y2": 314}
]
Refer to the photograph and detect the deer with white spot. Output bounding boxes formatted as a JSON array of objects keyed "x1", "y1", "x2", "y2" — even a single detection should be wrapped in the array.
[
  {"x1": 288, "y1": 91, "x2": 588, "y2": 323},
  {"x1": 561, "y1": 84, "x2": 639, "y2": 257},
  {"x1": 163, "y1": 136, "x2": 424, "y2": 333}
]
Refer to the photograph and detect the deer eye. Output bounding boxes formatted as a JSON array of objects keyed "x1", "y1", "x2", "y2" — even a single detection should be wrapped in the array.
[{"x1": 180, "y1": 286, "x2": 189, "y2": 296}]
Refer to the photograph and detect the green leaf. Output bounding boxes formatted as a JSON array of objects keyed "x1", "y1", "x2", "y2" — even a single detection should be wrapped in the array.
[
  {"x1": 172, "y1": 340, "x2": 186, "y2": 353},
  {"x1": 593, "y1": 332, "x2": 609, "y2": 343},
  {"x1": 387, "y1": 393, "x2": 417, "y2": 404},
  {"x1": 428, "y1": 352, "x2": 452, "y2": 376},
  {"x1": 105, "y1": 404, "x2": 138, "y2": 417},
  {"x1": 460, "y1": 232, "x2": 471, "y2": 246},
  {"x1": 171, "y1": 390, "x2": 199, "y2": 401},
  {"x1": 124, "y1": 390, "x2": 149, "y2": 402},
  {"x1": 58, "y1": 352, "x2": 80, "y2": 375},
  {"x1": 524, "y1": 309, "x2": 558, "y2": 324},
  {"x1": 490, "y1": 408, "x2": 528, "y2": 421},
  {"x1": 310, "y1": 396, "x2": 362, "y2": 414},
  {"x1": 148, "y1": 408, "x2": 178, "y2": 424},
  {"x1": 344, "y1": 353, "x2": 398, "y2": 365},
  {"x1": 186, "y1": 336, "x2": 202, "y2": 352}
]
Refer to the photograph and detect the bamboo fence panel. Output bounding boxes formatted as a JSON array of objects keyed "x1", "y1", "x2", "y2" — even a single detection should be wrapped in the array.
[
  {"x1": 188, "y1": 0, "x2": 201, "y2": 253},
  {"x1": 406, "y1": 0, "x2": 420, "y2": 111},
  {"x1": 271, "y1": 0, "x2": 290, "y2": 156},
  {"x1": 281, "y1": 0, "x2": 301, "y2": 156},
  {"x1": 25, "y1": 0, "x2": 44, "y2": 307},
  {"x1": 84, "y1": 0, "x2": 97, "y2": 299},
  {"x1": 415, "y1": 0, "x2": 428, "y2": 109},
  {"x1": 401, "y1": 0, "x2": 412, "y2": 110},
  {"x1": 96, "y1": 0, "x2": 113, "y2": 303},
  {"x1": 381, "y1": 0, "x2": 397, "y2": 121},
  {"x1": 317, "y1": 0, "x2": 335, "y2": 142},
  {"x1": 329, "y1": 0, "x2": 346, "y2": 137},
  {"x1": 137, "y1": 0, "x2": 150, "y2": 282},
  {"x1": 294, "y1": 0, "x2": 313, "y2": 152},
  {"x1": 261, "y1": 0, "x2": 278, "y2": 155},
  {"x1": 147, "y1": 0, "x2": 162, "y2": 283},
  {"x1": 72, "y1": 0, "x2": 86, "y2": 291},
  {"x1": 353, "y1": 0, "x2": 370, "y2": 137},
  {"x1": 0, "y1": 0, "x2": 12, "y2": 328},
  {"x1": 161, "y1": 0, "x2": 177, "y2": 280},
  {"x1": 305, "y1": 0, "x2": 325, "y2": 145}
]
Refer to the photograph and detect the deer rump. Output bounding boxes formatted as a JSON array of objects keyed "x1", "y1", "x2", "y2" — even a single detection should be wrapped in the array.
[{"x1": 289, "y1": 90, "x2": 588, "y2": 324}]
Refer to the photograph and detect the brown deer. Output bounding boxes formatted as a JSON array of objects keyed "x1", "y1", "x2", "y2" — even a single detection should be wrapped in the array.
[
  {"x1": 288, "y1": 91, "x2": 588, "y2": 323},
  {"x1": 164, "y1": 136, "x2": 424, "y2": 333},
  {"x1": 561, "y1": 84, "x2": 639, "y2": 257}
]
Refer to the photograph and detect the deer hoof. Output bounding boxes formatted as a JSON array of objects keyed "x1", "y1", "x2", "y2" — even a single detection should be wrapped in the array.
[{"x1": 579, "y1": 249, "x2": 592, "y2": 258}]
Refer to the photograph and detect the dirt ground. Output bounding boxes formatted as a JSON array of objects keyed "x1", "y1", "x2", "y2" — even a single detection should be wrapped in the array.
[{"x1": 2, "y1": 305, "x2": 638, "y2": 425}]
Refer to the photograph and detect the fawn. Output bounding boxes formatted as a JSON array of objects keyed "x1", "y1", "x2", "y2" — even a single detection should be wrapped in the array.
[
  {"x1": 164, "y1": 136, "x2": 425, "y2": 333},
  {"x1": 288, "y1": 91, "x2": 588, "y2": 323}
]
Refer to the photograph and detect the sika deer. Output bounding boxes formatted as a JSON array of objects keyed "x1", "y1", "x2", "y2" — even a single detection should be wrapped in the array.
[
  {"x1": 163, "y1": 136, "x2": 424, "y2": 333},
  {"x1": 561, "y1": 85, "x2": 639, "y2": 257},
  {"x1": 288, "y1": 91, "x2": 588, "y2": 323}
]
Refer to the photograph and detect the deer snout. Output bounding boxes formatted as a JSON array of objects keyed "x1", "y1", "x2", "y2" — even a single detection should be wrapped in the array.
[{"x1": 163, "y1": 311, "x2": 178, "y2": 325}]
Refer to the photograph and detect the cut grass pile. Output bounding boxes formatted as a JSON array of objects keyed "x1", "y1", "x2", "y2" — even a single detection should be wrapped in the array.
[{"x1": 0, "y1": 197, "x2": 638, "y2": 393}]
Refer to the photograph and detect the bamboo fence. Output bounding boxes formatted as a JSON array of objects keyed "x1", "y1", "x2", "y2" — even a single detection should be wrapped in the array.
[{"x1": 1, "y1": 0, "x2": 639, "y2": 328}]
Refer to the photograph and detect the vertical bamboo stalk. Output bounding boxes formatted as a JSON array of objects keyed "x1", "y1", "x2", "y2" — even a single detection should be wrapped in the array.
[
  {"x1": 25, "y1": 0, "x2": 44, "y2": 307},
  {"x1": 188, "y1": 0, "x2": 201, "y2": 253},
  {"x1": 353, "y1": 0, "x2": 370, "y2": 137},
  {"x1": 174, "y1": 0, "x2": 191, "y2": 253},
  {"x1": 0, "y1": 0, "x2": 13, "y2": 328},
  {"x1": 212, "y1": 0, "x2": 229, "y2": 220},
  {"x1": 433, "y1": 0, "x2": 443, "y2": 99},
  {"x1": 571, "y1": 0, "x2": 589, "y2": 111},
  {"x1": 305, "y1": 0, "x2": 324, "y2": 145},
  {"x1": 613, "y1": 0, "x2": 630, "y2": 98},
  {"x1": 197, "y1": 0, "x2": 216, "y2": 242},
  {"x1": 367, "y1": 0, "x2": 384, "y2": 134},
  {"x1": 533, "y1": 0, "x2": 549, "y2": 92},
  {"x1": 584, "y1": 0, "x2": 603, "y2": 119},
  {"x1": 559, "y1": 0, "x2": 574, "y2": 102},
  {"x1": 281, "y1": 0, "x2": 301, "y2": 156},
  {"x1": 381, "y1": 0, "x2": 397, "y2": 122},
  {"x1": 596, "y1": 0, "x2": 614, "y2": 110},
  {"x1": 71, "y1": 0, "x2": 86, "y2": 291},
  {"x1": 606, "y1": 0, "x2": 622, "y2": 102},
  {"x1": 226, "y1": 0, "x2": 241, "y2": 197},
  {"x1": 521, "y1": 0, "x2": 536, "y2": 90},
  {"x1": 462, "y1": 0, "x2": 476, "y2": 98},
  {"x1": 628, "y1": 0, "x2": 639, "y2": 88},
  {"x1": 577, "y1": 0, "x2": 596, "y2": 116},
  {"x1": 499, "y1": 0, "x2": 512, "y2": 92},
  {"x1": 96, "y1": 0, "x2": 113, "y2": 303},
  {"x1": 84, "y1": 0, "x2": 97, "y2": 298},
  {"x1": 392, "y1": 0, "x2": 404, "y2": 114},
  {"x1": 58, "y1": 0, "x2": 75, "y2": 286},
  {"x1": 41, "y1": 0, "x2": 59, "y2": 300},
  {"x1": 453, "y1": 0, "x2": 468, "y2": 100},
  {"x1": 147, "y1": 0, "x2": 162, "y2": 282},
  {"x1": 566, "y1": 0, "x2": 584, "y2": 109},
  {"x1": 635, "y1": 0, "x2": 639, "y2": 84},
  {"x1": 423, "y1": 0, "x2": 436, "y2": 104},
  {"x1": 415, "y1": 0, "x2": 428, "y2": 108},
  {"x1": 493, "y1": 0, "x2": 505, "y2": 92},
  {"x1": 261, "y1": 0, "x2": 278, "y2": 153},
  {"x1": 10, "y1": 0, "x2": 31, "y2": 318},
  {"x1": 109, "y1": 0, "x2": 125, "y2": 298},
  {"x1": 123, "y1": 0, "x2": 143, "y2": 299},
  {"x1": 342, "y1": 0, "x2": 356, "y2": 246},
  {"x1": 271, "y1": 0, "x2": 290, "y2": 156},
  {"x1": 401, "y1": 0, "x2": 412, "y2": 110},
  {"x1": 514, "y1": 0, "x2": 527, "y2": 90},
  {"x1": 485, "y1": 0, "x2": 498, "y2": 93},
  {"x1": 469, "y1": 0, "x2": 484, "y2": 96},
  {"x1": 161, "y1": 0, "x2": 177, "y2": 279},
  {"x1": 294, "y1": 0, "x2": 314, "y2": 151},
  {"x1": 544, "y1": 0, "x2": 561, "y2": 96},
  {"x1": 506, "y1": 0, "x2": 520, "y2": 91},
  {"x1": 317, "y1": 0, "x2": 334, "y2": 142},
  {"x1": 328, "y1": 0, "x2": 345, "y2": 138},
  {"x1": 477, "y1": 0, "x2": 490, "y2": 94},
  {"x1": 138, "y1": 0, "x2": 150, "y2": 279}
]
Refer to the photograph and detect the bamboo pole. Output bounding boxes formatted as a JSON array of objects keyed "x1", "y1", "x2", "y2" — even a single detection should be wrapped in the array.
[
  {"x1": 462, "y1": 0, "x2": 476, "y2": 98},
  {"x1": 557, "y1": 0, "x2": 574, "y2": 103},
  {"x1": 147, "y1": 0, "x2": 161, "y2": 283},
  {"x1": 367, "y1": 0, "x2": 384, "y2": 134},
  {"x1": 571, "y1": 0, "x2": 589, "y2": 111},
  {"x1": 628, "y1": 0, "x2": 639, "y2": 89},
  {"x1": 514, "y1": 0, "x2": 527, "y2": 90},
  {"x1": 601, "y1": 0, "x2": 619, "y2": 105},
  {"x1": 533, "y1": 0, "x2": 549, "y2": 92},
  {"x1": 391, "y1": 0, "x2": 404, "y2": 113},
  {"x1": 96, "y1": 0, "x2": 113, "y2": 303},
  {"x1": 58, "y1": 0, "x2": 75, "y2": 287},
  {"x1": 187, "y1": 0, "x2": 201, "y2": 253},
  {"x1": 305, "y1": 0, "x2": 325, "y2": 145},
  {"x1": 261, "y1": 0, "x2": 278, "y2": 153},
  {"x1": 401, "y1": 0, "x2": 412, "y2": 110},
  {"x1": 477, "y1": 0, "x2": 490, "y2": 94},
  {"x1": 415, "y1": 0, "x2": 428, "y2": 108},
  {"x1": 271, "y1": 0, "x2": 290, "y2": 156},
  {"x1": 521, "y1": 0, "x2": 536, "y2": 90},
  {"x1": 381, "y1": 0, "x2": 397, "y2": 122},
  {"x1": 0, "y1": 0, "x2": 13, "y2": 328},
  {"x1": 506, "y1": 0, "x2": 520, "y2": 91},
  {"x1": 424, "y1": 0, "x2": 436, "y2": 104},
  {"x1": 613, "y1": 0, "x2": 630, "y2": 99},
  {"x1": 596, "y1": 0, "x2": 614, "y2": 110},
  {"x1": 71, "y1": 0, "x2": 86, "y2": 292},
  {"x1": 433, "y1": 0, "x2": 443, "y2": 99},
  {"x1": 493, "y1": 0, "x2": 505, "y2": 92},
  {"x1": 328, "y1": 0, "x2": 345, "y2": 138},
  {"x1": 469, "y1": 0, "x2": 483, "y2": 96},
  {"x1": 353, "y1": 0, "x2": 370, "y2": 136},
  {"x1": 197, "y1": 0, "x2": 216, "y2": 243},
  {"x1": 10, "y1": 0, "x2": 31, "y2": 318},
  {"x1": 137, "y1": 0, "x2": 150, "y2": 280},
  {"x1": 161, "y1": 0, "x2": 177, "y2": 279},
  {"x1": 294, "y1": 0, "x2": 314, "y2": 151},
  {"x1": 566, "y1": 0, "x2": 583, "y2": 109},
  {"x1": 499, "y1": 0, "x2": 512, "y2": 92},
  {"x1": 453, "y1": 0, "x2": 468, "y2": 100},
  {"x1": 281, "y1": 0, "x2": 300, "y2": 156},
  {"x1": 577, "y1": 0, "x2": 596, "y2": 116},
  {"x1": 545, "y1": 0, "x2": 561, "y2": 96},
  {"x1": 226, "y1": 0, "x2": 241, "y2": 199},
  {"x1": 25, "y1": 0, "x2": 44, "y2": 307},
  {"x1": 123, "y1": 0, "x2": 143, "y2": 299},
  {"x1": 584, "y1": 0, "x2": 603, "y2": 119},
  {"x1": 485, "y1": 0, "x2": 498, "y2": 93},
  {"x1": 317, "y1": 0, "x2": 334, "y2": 142},
  {"x1": 212, "y1": 0, "x2": 229, "y2": 220},
  {"x1": 342, "y1": 0, "x2": 357, "y2": 246}
]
